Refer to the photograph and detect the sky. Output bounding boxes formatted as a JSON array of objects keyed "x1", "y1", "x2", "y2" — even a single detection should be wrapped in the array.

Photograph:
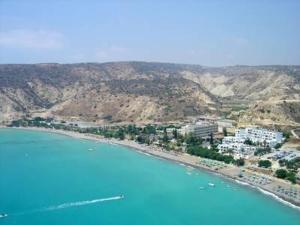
[{"x1": 0, "y1": 0, "x2": 299, "y2": 66}]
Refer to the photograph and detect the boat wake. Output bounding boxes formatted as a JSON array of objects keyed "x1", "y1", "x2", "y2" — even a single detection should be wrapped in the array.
[
  {"x1": 10, "y1": 195, "x2": 124, "y2": 216},
  {"x1": 45, "y1": 195, "x2": 124, "y2": 211}
]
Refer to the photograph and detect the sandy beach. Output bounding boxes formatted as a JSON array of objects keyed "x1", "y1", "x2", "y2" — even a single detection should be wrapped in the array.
[{"x1": 3, "y1": 126, "x2": 300, "y2": 209}]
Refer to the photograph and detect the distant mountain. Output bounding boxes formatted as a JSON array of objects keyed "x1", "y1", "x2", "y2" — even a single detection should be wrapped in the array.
[{"x1": 0, "y1": 62, "x2": 299, "y2": 126}]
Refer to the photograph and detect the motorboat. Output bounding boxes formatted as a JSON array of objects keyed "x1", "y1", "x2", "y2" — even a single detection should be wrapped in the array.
[
  {"x1": 208, "y1": 183, "x2": 215, "y2": 187},
  {"x1": 0, "y1": 213, "x2": 8, "y2": 219}
]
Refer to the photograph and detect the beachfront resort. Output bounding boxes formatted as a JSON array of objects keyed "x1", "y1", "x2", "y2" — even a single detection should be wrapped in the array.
[
  {"x1": 8, "y1": 117, "x2": 300, "y2": 186},
  {"x1": 218, "y1": 127, "x2": 284, "y2": 158}
]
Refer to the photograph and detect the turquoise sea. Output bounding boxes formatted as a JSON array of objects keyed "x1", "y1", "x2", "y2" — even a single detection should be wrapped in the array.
[{"x1": 0, "y1": 128, "x2": 299, "y2": 225}]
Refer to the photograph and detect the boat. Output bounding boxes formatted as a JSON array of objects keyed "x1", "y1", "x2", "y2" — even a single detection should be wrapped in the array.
[
  {"x1": 208, "y1": 183, "x2": 215, "y2": 187},
  {"x1": 199, "y1": 186, "x2": 205, "y2": 190},
  {"x1": 0, "y1": 213, "x2": 8, "y2": 219}
]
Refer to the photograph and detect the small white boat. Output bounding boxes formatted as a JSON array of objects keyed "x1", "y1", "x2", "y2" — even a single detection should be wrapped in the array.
[
  {"x1": 0, "y1": 213, "x2": 8, "y2": 219},
  {"x1": 88, "y1": 148, "x2": 94, "y2": 151},
  {"x1": 199, "y1": 186, "x2": 205, "y2": 190},
  {"x1": 208, "y1": 183, "x2": 215, "y2": 187}
]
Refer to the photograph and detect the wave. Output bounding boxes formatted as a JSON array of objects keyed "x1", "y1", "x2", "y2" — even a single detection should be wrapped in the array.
[
  {"x1": 234, "y1": 179, "x2": 300, "y2": 211},
  {"x1": 234, "y1": 180, "x2": 250, "y2": 186},
  {"x1": 257, "y1": 188, "x2": 300, "y2": 211},
  {"x1": 140, "y1": 152, "x2": 151, "y2": 156}
]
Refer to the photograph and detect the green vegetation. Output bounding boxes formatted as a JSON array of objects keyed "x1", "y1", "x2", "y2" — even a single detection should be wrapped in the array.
[
  {"x1": 223, "y1": 128, "x2": 228, "y2": 137},
  {"x1": 275, "y1": 169, "x2": 297, "y2": 184},
  {"x1": 8, "y1": 117, "x2": 243, "y2": 167},
  {"x1": 136, "y1": 134, "x2": 149, "y2": 144},
  {"x1": 258, "y1": 160, "x2": 272, "y2": 168},
  {"x1": 235, "y1": 158, "x2": 245, "y2": 166},
  {"x1": 187, "y1": 146, "x2": 235, "y2": 164},
  {"x1": 286, "y1": 171, "x2": 297, "y2": 184},
  {"x1": 254, "y1": 147, "x2": 271, "y2": 156},
  {"x1": 282, "y1": 131, "x2": 290, "y2": 140},
  {"x1": 142, "y1": 125, "x2": 156, "y2": 135},
  {"x1": 279, "y1": 157, "x2": 300, "y2": 171},
  {"x1": 184, "y1": 134, "x2": 202, "y2": 146},
  {"x1": 10, "y1": 117, "x2": 53, "y2": 127},
  {"x1": 244, "y1": 138, "x2": 255, "y2": 146},
  {"x1": 274, "y1": 143, "x2": 282, "y2": 149},
  {"x1": 276, "y1": 169, "x2": 288, "y2": 178}
]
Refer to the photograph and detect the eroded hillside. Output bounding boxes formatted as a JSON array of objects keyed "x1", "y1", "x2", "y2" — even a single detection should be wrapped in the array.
[{"x1": 0, "y1": 62, "x2": 299, "y2": 126}]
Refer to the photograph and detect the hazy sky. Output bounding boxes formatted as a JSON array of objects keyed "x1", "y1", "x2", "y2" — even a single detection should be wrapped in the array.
[{"x1": 0, "y1": 0, "x2": 299, "y2": 66}]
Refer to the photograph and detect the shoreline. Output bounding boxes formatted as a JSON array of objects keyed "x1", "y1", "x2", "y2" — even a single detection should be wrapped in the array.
[{"x1": 2, "y1": 126, "x2": 300, "y2": 209}]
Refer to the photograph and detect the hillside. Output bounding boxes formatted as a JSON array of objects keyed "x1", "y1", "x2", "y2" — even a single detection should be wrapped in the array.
[{"x1": 0, "y1": 62, "x2": 299, "y2": 126}]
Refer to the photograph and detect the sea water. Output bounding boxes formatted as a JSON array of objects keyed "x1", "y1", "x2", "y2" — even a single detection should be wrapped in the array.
[{"x1": 0, "y1": 128, "x2": 299, "y2": 225}]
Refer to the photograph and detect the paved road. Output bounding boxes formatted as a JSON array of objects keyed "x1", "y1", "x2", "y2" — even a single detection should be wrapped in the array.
[{"x1": 291, "y1": 129, "x2": 300, "y2": 139}]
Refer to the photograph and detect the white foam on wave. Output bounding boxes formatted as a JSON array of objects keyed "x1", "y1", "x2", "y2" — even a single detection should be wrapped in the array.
[
  {"x1": 258, "y1": 188, "x2": 300, "y2": 211},
  {"x1": 140, "y1": 152, "x2": 151, "y2": 156},
  {"x1": 234, "y1": 179, "x2": 300, "y2": 210},
  {"x1": 235, "y1": 180, "x2": 250, "y2": 186}
]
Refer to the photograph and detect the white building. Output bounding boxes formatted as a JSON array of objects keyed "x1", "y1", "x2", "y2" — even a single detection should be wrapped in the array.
[
  {"x1": 218, "y1": 143, "x2": 256, "y2": 158},
  {"x1": 218, "y1": 127, "x2": 283, "y2": 158},
  {"x1": 235, "y1": 127, "x2": 283, "y2": 147},
  {"x1": 179, "y1": 121, "x2": 218, "y2": 138},
  {"x1": 222, "y1": 136, "x2": 245, "y2": 144}
]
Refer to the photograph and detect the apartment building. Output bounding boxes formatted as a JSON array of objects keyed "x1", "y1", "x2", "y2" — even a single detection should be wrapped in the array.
[{"x1": 179, "y1": 121, "x2": 218, "y2": 138}]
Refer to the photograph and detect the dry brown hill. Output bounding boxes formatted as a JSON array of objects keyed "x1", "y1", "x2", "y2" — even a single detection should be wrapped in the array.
[{"x1": 0, "y1": 62, "x2": 299, "y2": 126}]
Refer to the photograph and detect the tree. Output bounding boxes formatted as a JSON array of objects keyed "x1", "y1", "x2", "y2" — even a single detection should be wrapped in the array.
[
  {"x1": 254, "y1": 147, "x2": 271, "y2": 156},
  {"x1": 187, "y1": 146, "x2": 235, "y2": 164},
  {"x1": 275, "y1": 169, "x2": 288, "y2": 179},
  {"x1": 162, "y1": 132, "x2": 169, "y2": 143},
  {"x1": 274, "y1": 143, "x2": 282, "y2": 149},
  {"x1": 136, "y1": 135, "x2": 146, "y2": 144},
  {"x1": 278, "y1": 157, "x2": 300, "y2": 171},
  {"x1": 143, "y1": 125, "x2": 156, "y2": 135},
  {"x1": 258, "y1": 160, "x2": 272, "y2": 168},
  {"x1": 126, "y1": 124, "x2": 139, "y2": 135},
  {"x1": 173, "y1": 129, "x2": 178, "y2": 139},
  {"x1": 263, "y1": 140, "x2": 267, "y2": 147},
  {"x1": 235, "y1": 158, "x2": 245, "y2": 167},
  {"x1": 283, "y1": 131, "x2": 290, "y2": 140},
  {"x1": 209, "y1": 132, "x2": 214, "y2": 145},
  {"x1": 244, "y1": 138, "x2": 254, "y2": 146},
  {"x1": 114, "y1": 128, "x2": 125, "y2": 140},
  {"x1": 184, "y1": 134, "x2": 202, "y2": 146},
  {"x1": 223, "y1": 128, "x2": 228, "y2": 136},
  {"x1": 286, "y1": 171, "x2": 296, "y2": 184},
  {"x1": 275, "y1": 169, "x2": 296, "y2": 184}
]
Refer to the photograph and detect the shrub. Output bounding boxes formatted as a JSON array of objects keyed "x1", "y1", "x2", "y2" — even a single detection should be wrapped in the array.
[
  {"x1": 258, "y1": 160, "x2": 272, "y2": 168},
  {"x1": 275, "y1": 169, "x2": 288, "y2": 179}
]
